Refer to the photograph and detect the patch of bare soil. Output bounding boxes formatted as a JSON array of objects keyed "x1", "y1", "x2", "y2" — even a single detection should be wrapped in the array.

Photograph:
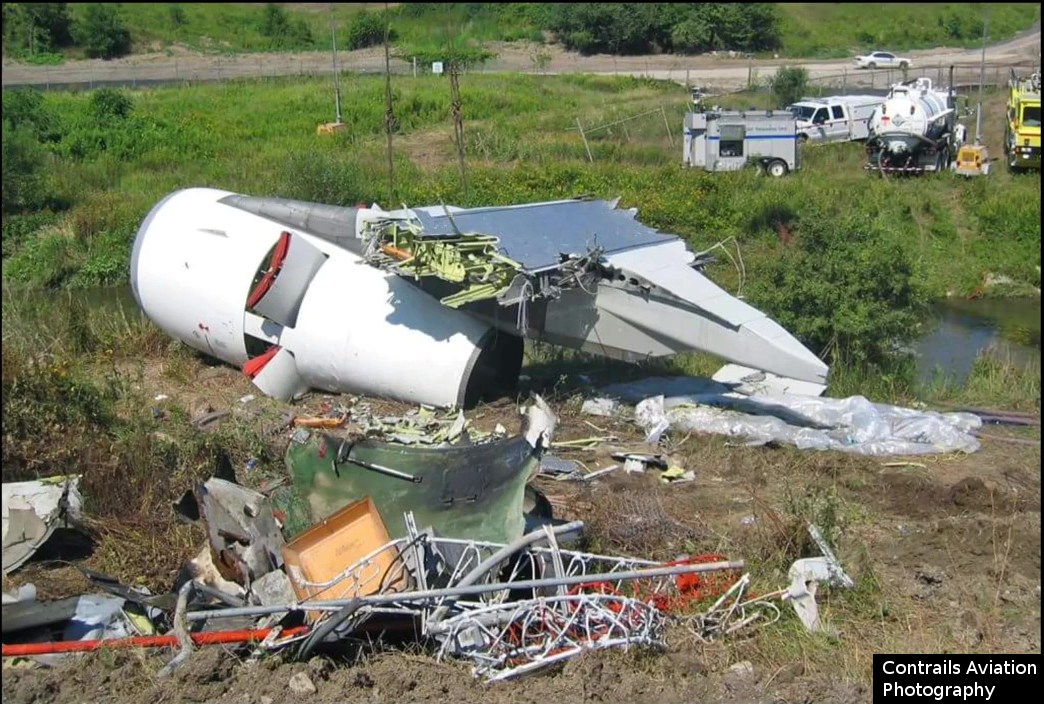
[
  {"x1": 2, "y1": 358, "x2": 1039, "y2": 703},
  {"x1": 3, "y1": 637, "x2": 869, "y2": 704}
]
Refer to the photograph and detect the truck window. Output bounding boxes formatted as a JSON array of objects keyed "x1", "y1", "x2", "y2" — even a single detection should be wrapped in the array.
[
  {"x1": 1023, "y1": 106, "x2": 1041, "y2": 127},
  {"x1": 831, "y1": 105, "x2": 845, "y2": 120},
  {"x1": 719, "y1": 124, "x2": 745, "y2": 157},
  {"x1": 789, "y1": 105, "x2": 816, "y2": 120},
  {"x1": 812, "y1": 108, "x2": 827, "y2": 125}
]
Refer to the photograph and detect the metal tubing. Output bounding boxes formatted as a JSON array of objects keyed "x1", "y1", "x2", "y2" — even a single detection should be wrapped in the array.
[
  {"x1": 2, "y1": 626, "x2": 310, "y2": 657},
  {"x1": 185, "y1": 559, "x2": 745, "y2": 623}
]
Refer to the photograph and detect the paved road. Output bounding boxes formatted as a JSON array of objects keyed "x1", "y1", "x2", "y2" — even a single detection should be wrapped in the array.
[{"x1": 2, "y1": 25, "x2": 1038, "y2": 92}]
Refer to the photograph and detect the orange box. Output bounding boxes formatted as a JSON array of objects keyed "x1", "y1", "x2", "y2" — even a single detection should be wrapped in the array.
[{"x1": 281, "y1": 497, "x2": 405, "y2": 620}]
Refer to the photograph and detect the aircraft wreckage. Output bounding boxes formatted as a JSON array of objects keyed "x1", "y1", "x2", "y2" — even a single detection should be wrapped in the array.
[{"x1": 130, "y1": 188, "x2": 829, "y2": 407}]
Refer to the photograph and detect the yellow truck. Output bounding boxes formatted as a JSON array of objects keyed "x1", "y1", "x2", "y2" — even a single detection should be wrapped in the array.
[{"x1": 1004, "y1": 70, "x2": 1041, "y2": 172}]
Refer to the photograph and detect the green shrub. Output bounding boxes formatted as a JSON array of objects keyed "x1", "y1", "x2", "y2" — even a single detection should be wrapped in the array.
[
  {"x1": 744, "y1": 203, "x2": 929, "y2": 365},
  {"x1": 2, "y1": 121, "x2": 51, "y2": 215},
  {"x1": 72, "y1": 3, "x2": 132, "y2": 59},
  {"x1": 770, "y1": 66, "x2": 809, "y2": 108},
  {"x1": 346, "y1": 11, "x2": 394, "y2": 50}
]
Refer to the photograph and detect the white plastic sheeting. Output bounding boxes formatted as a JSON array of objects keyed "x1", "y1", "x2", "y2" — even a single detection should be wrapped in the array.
[{"x1": 590, "y1": 376, "x2": 982, "y2": 456}]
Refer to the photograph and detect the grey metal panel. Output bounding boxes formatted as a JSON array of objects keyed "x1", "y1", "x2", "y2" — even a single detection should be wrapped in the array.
[
  {"x1": 252, "y1": 235, "x2": 328, "y2": 328},
  {"x1": 410, "y1": 200, "x2": 677, "y2": 273},
  {"x1": 220, "y1": 195, "x2": 363, "y2": 255}
]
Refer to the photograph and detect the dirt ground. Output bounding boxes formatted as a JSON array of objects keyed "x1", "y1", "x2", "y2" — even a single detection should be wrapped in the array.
[
  {"x1": 2, "y1": 25, "x2": 1040, "y2": 91},
  {"x1": 2, "y1": 352, "x2": 1040, "y2": 704}
]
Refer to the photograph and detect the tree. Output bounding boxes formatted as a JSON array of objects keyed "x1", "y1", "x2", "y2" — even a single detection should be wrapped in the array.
[
  {"x1": 72, "y1": 3, "x2": 131, "y2": 59},
  {"x1": 770, "y1": 66, "x2": 809, "y2": 108},
  {"x1": 258, "y1": 3, "x2": 312, "y2": 49},
  {"x1": 2, "y1": 3, "x2": 73, "y2": 56},
  {"x1": 346, "y1": 10, "x2": 395, "y2": 50}
]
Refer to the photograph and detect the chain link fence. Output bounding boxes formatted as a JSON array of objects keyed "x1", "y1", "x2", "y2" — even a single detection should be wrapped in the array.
[{"x1": 2, "y1": 51, "x2": 1037, "y2": 95}]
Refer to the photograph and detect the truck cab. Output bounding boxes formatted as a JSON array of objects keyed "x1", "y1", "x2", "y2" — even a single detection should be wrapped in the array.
[
  {"x1": 1005, "y1": 70, "x2": 1041, "y2": 172},
  {"x1": 787, "y1": 96, "x2": 882, "y2": 145}
]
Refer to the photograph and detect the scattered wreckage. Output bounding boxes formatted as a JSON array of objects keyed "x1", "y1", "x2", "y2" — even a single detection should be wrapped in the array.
[
  {"x1": 1, "y1": 395, "x2": 855, "y2": 681},
  {"x1": 129, "y1": 188, "x2": 829, "y2": 409}
]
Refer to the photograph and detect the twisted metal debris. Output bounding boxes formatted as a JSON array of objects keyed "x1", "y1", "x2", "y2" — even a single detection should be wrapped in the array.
[{"x1": 174, "y1": 518, "x2": 748, "y2": 681}]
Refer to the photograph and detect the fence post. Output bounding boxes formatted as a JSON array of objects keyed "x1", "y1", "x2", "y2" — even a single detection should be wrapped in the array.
[
  {"x1": 576, "y1": 117, "x2": 594, "y2": 162},
  {"x1": 660, "y1": 105, "x2": 675, "y2": 147},
  {"x1": 685, "y1": 68, "x2": 690, "y2": 90}
]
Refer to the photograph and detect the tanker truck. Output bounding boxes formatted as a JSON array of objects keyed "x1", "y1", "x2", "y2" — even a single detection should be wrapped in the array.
[{"x1": 865, "y1": 76, "x2": 958, "y2": 175}]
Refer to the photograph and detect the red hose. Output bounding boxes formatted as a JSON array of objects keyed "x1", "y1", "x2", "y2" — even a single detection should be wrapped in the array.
[{"x1": 2, "y1": 625, "x2": 309, "y2": 657}]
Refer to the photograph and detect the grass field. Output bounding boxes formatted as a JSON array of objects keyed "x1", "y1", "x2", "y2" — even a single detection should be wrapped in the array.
[
  {"x1": 776, "y1": 2, "x2": 1041, "y2": 58},
  {"x1": 3, "y1": 72, "x2": 1039, "y2": 297},
  {"x1": 1, "y1": 68, "x2": 1039, "y2": 703}
]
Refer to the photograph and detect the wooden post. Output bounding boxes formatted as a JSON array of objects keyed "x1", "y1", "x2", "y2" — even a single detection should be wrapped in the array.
[
  {"x1": 660, "y1": 106, "x2": 675, "y2": 147},
  {"x1": 450, "y1": 64, "x2": 468, "y2": 197},
  {"x1": 383, "y1": 4, "x2": 395, "y2": 205},
  {"x1": 576, "y1": 117, "x2": 594, "y2": 162}
]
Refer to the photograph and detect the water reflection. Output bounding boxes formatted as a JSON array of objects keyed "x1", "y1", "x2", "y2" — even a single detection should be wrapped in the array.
[{"x1": 915, "y1": 298, "x2": 1041, "y2": 385}]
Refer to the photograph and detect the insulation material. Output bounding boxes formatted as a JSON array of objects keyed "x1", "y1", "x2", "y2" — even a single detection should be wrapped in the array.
[{"x1": 632, "y1": 392, "x2": 981, "y2": 456}]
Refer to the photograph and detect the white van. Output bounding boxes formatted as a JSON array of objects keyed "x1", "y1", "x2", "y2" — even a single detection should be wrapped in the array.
[{"x1": 787, "y1": 95, "x2": 883, "y2": 145}]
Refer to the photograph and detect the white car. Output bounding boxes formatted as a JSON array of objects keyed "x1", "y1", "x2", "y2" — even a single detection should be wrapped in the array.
[{"x1": 853, "y1": 51, "x2": 912, "y2": 70}]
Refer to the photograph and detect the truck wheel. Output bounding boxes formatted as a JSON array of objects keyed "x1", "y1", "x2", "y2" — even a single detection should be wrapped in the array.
[{"x1": 767, "y1": 160, "x2": 789, "y2": 178}]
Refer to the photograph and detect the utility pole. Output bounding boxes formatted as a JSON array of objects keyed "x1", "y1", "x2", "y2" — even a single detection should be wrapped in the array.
[
  {"x1": 331, "y1": 20, "x2": 343, "y2": 124},
  {"x1": 383, "y1": 3, "x2": 395, "y2": 204},
  {"x1": 974, "y1": 7, "x2": 989, "y2": 145}
]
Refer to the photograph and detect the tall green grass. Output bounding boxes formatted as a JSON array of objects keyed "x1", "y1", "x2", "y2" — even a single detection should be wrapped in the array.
[
  {"x1": 776, "y1": 3, "x2": 1041, "y2": 58},
  {"x1": 2, "y1": 74, "x2": 1038, "y2": 298}
]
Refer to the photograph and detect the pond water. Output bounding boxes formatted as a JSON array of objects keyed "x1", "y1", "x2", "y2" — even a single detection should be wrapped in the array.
[
  {"x1": 5, "y1": 286, "x2": 1041, "y2": 389},
  {"x1": 914, "y1": 297, "x2": 1041, "y2": 385}
]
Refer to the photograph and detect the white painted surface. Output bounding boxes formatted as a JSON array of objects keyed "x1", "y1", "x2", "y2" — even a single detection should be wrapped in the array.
[{"x1": 131, "y1": 188, "x2": 496, "y2": 408}]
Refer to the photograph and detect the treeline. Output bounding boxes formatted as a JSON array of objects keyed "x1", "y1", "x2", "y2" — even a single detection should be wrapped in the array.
[
  {"x1": 401, "y1": 3, "x2": 783, "y2": 55},
  {"x1": 2, "y1": 3, "x2": 131, "y2": 60},
  {"x1": 2, "y1": 2, "x2": 783, "y2": 61},
  {"x1": 542, "y1": 3, "x2": 781, "y2": 55}
]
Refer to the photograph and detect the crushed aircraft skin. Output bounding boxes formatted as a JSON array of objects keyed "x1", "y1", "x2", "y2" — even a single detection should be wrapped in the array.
[
  {"x1": 280, "y1": 428, "x2": 547, "y2": 544},
  {"x1": 130, "y1": 188, "x2": 829, "y2": 409},
  {"x1": 2, "y1": 476, "x2": 84, "y2": 575},
  {"x1": 277, "y1": 395, "x2": 557, "y2": 543}
]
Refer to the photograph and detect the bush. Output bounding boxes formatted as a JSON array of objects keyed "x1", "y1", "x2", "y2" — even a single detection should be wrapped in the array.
[
  {"x1": 745, "y1": 204, "x2": 928, "y2": 365},
  {"x1": 770, "y1": 66, "x2": 809, "y2": 108},
  {"x1": 1, "y1": 88, "x2": 60, "y2": 142},
  {"x1": 346, "y1": 11, "x2": 395, "y2": 50},
  {"x1": 89, "y1": 87, "x2": 134, "y2": 120},
  {"x1": 258, "y1": 3, "x2": 313, "y2": 49},
  {"x1": 72, "y1": 3, "x2": 131, "y2": 59},
  {"x1": 2, "y1": 121, "x2": 51, "y2": 215}
]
